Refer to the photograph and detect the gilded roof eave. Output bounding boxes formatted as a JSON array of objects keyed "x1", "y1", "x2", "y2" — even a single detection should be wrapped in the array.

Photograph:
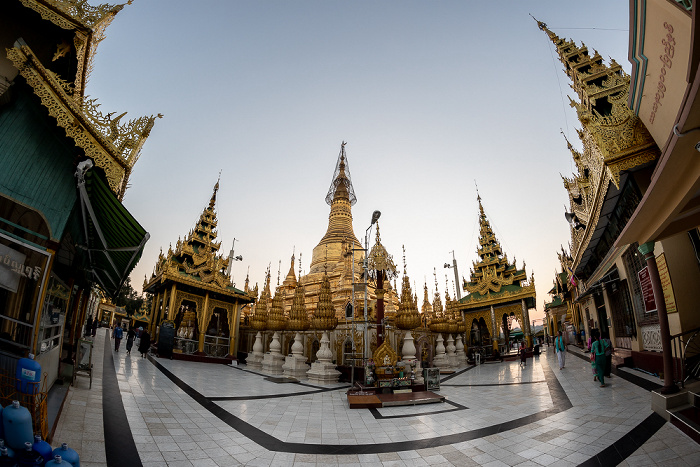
[
  {"x1": 143, "y1": 271, "x2": 253, "y2": 303},
  {"x1": 6, "y1": 43, "x2": 159, "y2": 200},
  {"x1": 457, "y1": 282, "x2": 536, "y2": 310}
]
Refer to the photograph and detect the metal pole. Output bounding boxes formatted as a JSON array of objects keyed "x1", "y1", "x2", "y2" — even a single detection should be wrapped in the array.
[
  {"x1": 351, "y1": 247, "x2": 355, "y2": 387},
  {"x1": 452, "y1": 251, "x2": 461, "y2": 300}
]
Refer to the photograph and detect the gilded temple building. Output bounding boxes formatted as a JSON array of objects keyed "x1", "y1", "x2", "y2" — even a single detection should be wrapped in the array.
[
  {"x1": 1, "y1": 0, "x2": 157, "y2": 398},
  {"x1": 538, "y1": 6, "x2": 700, "y2": 400},
  {"x1": 144, "y1": 180, "x2": 253, "y2": 360},
  {"x1": 455, "y1": 196, "x2": 536, "y2": 350}
]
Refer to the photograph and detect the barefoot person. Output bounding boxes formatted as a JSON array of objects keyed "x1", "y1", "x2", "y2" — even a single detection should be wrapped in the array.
[{"x1": 555, "y1": 331, "x2": 566, "y2": 370}]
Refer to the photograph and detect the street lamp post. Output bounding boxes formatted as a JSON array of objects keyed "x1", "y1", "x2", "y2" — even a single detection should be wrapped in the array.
[
  {"x1": 363, "y1": 210, "x2": 381, "y2": 361},
  {"x1": 444, "y1": 250, "x2": 461, "y2": 300}
]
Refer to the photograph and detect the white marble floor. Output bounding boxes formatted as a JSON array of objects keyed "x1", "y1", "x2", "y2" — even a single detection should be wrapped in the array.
[{"x1": 57, "y1": 332, "x2": 700, "y2": 466}]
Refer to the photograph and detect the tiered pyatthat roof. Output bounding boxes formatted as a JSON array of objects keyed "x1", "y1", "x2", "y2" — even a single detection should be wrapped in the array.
[
  {"x1": 250, "y1": 269, "x2": 270, "y2": 331},
  {"x1": 395, "y1": 247, "x2": 420, "y2": 330},
  {"x1": 535, "y1": 18, "x2": 657, "y2": 191},
  {"x1": 460, "y1": 196, "x2": 535, "y2": 307},
  {"x1": 8, "y1": 0, "x2": 161, "y2": 199},
  {"x1": 144, "y1": 181, "x2": 248, "y2": 298},
  {"x1": 367, "y1": 223, "x2": 398, "y2": 280},
  {"x1": 535, "y1": 17, "x2": 658, "y2": 280}
]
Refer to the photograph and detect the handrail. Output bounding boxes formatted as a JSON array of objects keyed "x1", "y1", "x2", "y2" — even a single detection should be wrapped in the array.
[
  {"x1": 670, "y1": 325, "x2": 700, "y2": 340},
  {"x1": 670, "y1": 326, "x2": 700, "y2": 387}
]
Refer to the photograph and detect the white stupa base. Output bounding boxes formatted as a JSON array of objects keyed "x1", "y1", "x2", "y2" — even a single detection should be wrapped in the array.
[
  {"x1": 307, "y1": 360, "x2": 341, "y2": 385},
  {"x1": 262, "y1": 352, "x2": 285, "y2": 375},
  {"x1": 432, "y1": 353, "x2": 449, "y2": 369},
  {"x1": 246, "y1": 351, "x2": 264, "y2": 370},
  {"x1": 282, "y1": 354, "x2": 310, "y2": 378}
]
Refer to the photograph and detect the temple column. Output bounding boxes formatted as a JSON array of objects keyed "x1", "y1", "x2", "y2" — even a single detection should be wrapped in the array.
[
  {"x1": 149, "y1": 292, "x2": 159, "y2": 335},
  {"x1": 490, "y1": 305, "x2": 498, "y2": 351},
  {"x1": 521, "y1": 299, "x2": 532, "y2": 347},
  {"x1": 196, "y1": 292, "x2": 210, "y2": 355},
  {"x1": 167, "y1": 284, "x2": 177, "y2": 320},
  {"x1": 639, "y1": 242, "x2": 678, "y2": 394},
  {"x1": 228, "y1": 300, "x2": 243, "y2": 359}
]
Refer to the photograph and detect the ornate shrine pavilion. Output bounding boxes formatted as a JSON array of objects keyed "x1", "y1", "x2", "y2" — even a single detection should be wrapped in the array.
[
  {"x1": 144, "y1": 180, "x2": 253, "y2": 360},
  {"x1": 455, "y1": 196, "x2": 536, "y2": 350}
]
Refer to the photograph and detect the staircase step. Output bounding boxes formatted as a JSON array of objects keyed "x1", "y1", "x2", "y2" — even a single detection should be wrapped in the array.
[{"x1": 670, "y1": 404, "x2": 700, "y2": 445}]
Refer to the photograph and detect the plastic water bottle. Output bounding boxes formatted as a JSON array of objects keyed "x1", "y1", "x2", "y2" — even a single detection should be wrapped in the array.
[
  {"x1": 16, "y1": 441, "x2": 43, "y2": 466},
  {"x1": 50, "y1": 444, "x2": 79, "y2": 467},
  {"x1": 16, "y1": 354, "x2": 42, "y2": 394},
  {"x1": 45, "y1": 455, "x2": 74, "y2": 467},
  {"x1": 3, "y1": 401, "x2": 33, "y2": 450},
  {"x1": 32, "y1": 435, "x2": 52, "y2": 464},
  {"x1": 0, "y1": 446, "x2": 15, "y2": 467},
  {"x1": 0, "y1": 440, "x2": 13, "y2": 458}
]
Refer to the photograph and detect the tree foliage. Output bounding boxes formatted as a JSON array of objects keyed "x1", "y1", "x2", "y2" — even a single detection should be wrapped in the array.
[{"x1": 114, "y1": 276, "x2": 143, "y2": 317}]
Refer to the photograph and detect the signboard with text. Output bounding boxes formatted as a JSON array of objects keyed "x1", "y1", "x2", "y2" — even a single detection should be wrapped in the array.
[{"x1": 638, "y1": 266, "x2": 657, "y2": 313}]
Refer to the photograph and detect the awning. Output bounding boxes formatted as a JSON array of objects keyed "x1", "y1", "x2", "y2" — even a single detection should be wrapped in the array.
[{"x1": 75, "y1": 161, "x2": 149, "y2": 299}]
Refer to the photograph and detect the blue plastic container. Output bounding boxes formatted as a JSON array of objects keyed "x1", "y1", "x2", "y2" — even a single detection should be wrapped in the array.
[
  {"x1": 0, "y1": 447, "x2": 14, "y2": 467},
  {"x1": 16, "y1": 354, "x2": 42, "y2": 394},
  {"x1": 32, "y1": 435, "x2": 52, "y2": 464},
  {"x1": 45, "y1": 455, "x2": 73, "y2": 467},
  {"x1": 0, "y1": 440, "x2": 14, "y2": 458},
  {"x1": 0, "y1": 406, "x2": 4, "y2": 440},
  {"x1": 3, "y1": 401, "x2": 33, "y2": 451},
  {"x1": 16, "y1": 441, "x2": 43, "y2": 466},
  {"x1": 51, "y1": 444, "x2": 79, "y2": 467}
]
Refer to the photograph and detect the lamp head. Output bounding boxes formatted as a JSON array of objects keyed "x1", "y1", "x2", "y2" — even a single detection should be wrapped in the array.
[
  {"x1": 564, "y1": 212, "x2": 576, "y2": 224},
  {"x1": 444, "y1": 263, "x2": 450, "y2": 268},
  {"x1": 371, "y1": 210, "x2": 381, "y2": 225}
]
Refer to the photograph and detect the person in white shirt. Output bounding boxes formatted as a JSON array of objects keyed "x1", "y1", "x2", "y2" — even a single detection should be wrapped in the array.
[{"x1": 555, "y1": 331, "x2": 566, "y2": 370}]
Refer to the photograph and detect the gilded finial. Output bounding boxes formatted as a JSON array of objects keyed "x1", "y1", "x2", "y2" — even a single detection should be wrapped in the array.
[
  {"x1": 277, "y1": 260, "x2": 281, "y2": 286},
  {"x1": 434, "y1": 267, "x2": 438, "y2": 293},
  {"x1": 402, "y1": 245, "x2": 407, "y2": 275},
  {"x1": 299, "y1": 252, "x2": 303, "y2": 279}
]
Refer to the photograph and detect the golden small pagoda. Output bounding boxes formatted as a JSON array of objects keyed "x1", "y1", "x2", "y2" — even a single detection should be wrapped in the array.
[
  {"x1": 455, "y1": 195, "x2": 536, "y2": 350},
  {"x1": 144, "y1": 180, "x2": 253, "y2": 359}
]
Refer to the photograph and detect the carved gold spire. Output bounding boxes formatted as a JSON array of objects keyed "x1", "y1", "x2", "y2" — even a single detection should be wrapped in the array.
[
  {"x1": 312, "y1": 269, "x2": 338, "y2": 331},
  {"x1": 266, "y1": 286, "x2": 287, "y2": 331},
  {"x1": 145, "y1": 179, "x2": 245, "y2": 294},
  {"x1": 310, "y1": 142, "x2": 362, "y2": 274},
  {"x1": 250, "y1": 268, "x2": 270, "y2": 331},
  {"x1": 430, "y1": 269, "x2": 446, "y2": 333},
  {"x1": 395, "y1": 246, "x2": 421, "y2": 330},
  {"x1": 288, "y1": 255, "x2": 310, "y2": 331},
  {"x1": 367, "y1": 222, "x2": 398, "y2": 279}
]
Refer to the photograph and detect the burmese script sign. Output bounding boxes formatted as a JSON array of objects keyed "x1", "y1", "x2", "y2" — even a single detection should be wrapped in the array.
[
  {"x1": 638, "y1": 266, "x2": 657, "y2": 314},
  {"x1": 655, "y1": 253, "x2": 677, "y2": 314}
]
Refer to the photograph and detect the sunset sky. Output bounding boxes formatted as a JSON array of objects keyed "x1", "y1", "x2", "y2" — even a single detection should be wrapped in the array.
[{"x1": 87, "y1": 1, "x2": 631, "y2": 323}]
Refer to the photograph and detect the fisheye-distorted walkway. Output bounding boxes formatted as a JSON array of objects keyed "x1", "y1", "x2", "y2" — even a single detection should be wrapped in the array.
[{"x1": 61, "y1": 330, "x2": 700, "y2": 466}]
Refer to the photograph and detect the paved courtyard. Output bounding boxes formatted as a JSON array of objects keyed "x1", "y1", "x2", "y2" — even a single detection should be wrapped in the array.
[{"x1": 53, "y1": 330, "x2": 700, "y2": 466}]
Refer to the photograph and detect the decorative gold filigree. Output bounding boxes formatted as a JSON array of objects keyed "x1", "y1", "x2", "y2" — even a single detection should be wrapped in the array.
[{"x1": 7, "y1": 44, "x2": 160, "y2": 199}]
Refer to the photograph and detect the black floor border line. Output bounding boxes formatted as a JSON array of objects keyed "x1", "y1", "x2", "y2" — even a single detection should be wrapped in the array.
[
  {"x1": 566, "y1": 348, "x2": 663, "y2": 392},
  {"x1": 369, "y1": 400, "x2": 468, "y2": 420},
  {"x1": 230, "y1": 365, "x2": 349, "y2": 390},
  {"x1": 439, "y1": 364, "x2": 476, "y2": 382},
  {"x1": 146, "y1": 354, "x2": 572, "y2": 454},
  {"x1": 442, "y1": 380, "x2": 547, "y2": 387},
  {"x1": 577, "y1": 412, "x2": 666, "y2": 467},
  {"x1": 103, "y1": 331, "x2": 143, "y2": 467},
  {"x1": 209, "y1": 384, "x2": 350, "y2": 401}
]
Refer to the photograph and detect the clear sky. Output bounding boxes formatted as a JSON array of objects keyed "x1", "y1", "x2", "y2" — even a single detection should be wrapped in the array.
[{"x1": 88, "y1": 1, "x2": 630, "y2": 323}]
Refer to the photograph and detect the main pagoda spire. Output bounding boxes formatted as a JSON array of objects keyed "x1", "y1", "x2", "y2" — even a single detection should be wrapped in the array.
[{"x1": 309, "y1": 142, "x2": 363, "y2": 274}]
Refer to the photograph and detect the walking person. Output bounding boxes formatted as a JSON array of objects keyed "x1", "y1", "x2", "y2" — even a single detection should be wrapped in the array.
[
  {"x1": 138, "y1": 329, "x2": 151, "y2": 358},
  {"x1": 91, "y1": 317, "x2": 98, "y2": 337},
  {"x1": 602, "y1": 332, "x2": 613, "y2": 378},
  {"x1": 555, "y1": 330, "x2": 566, "y2": 369},
  {"x1": 126, "y1": 326, "x2": 135, "y2": 355},
  {"x1": 113, "y1": 322, "x2": 123, "y2": 352},
  {"x1": 591, "y1": 333, "x2": 610, "y2": 387},
  {"x1": 519, "y1": 341, "x2": 527, "y2": 367}
]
